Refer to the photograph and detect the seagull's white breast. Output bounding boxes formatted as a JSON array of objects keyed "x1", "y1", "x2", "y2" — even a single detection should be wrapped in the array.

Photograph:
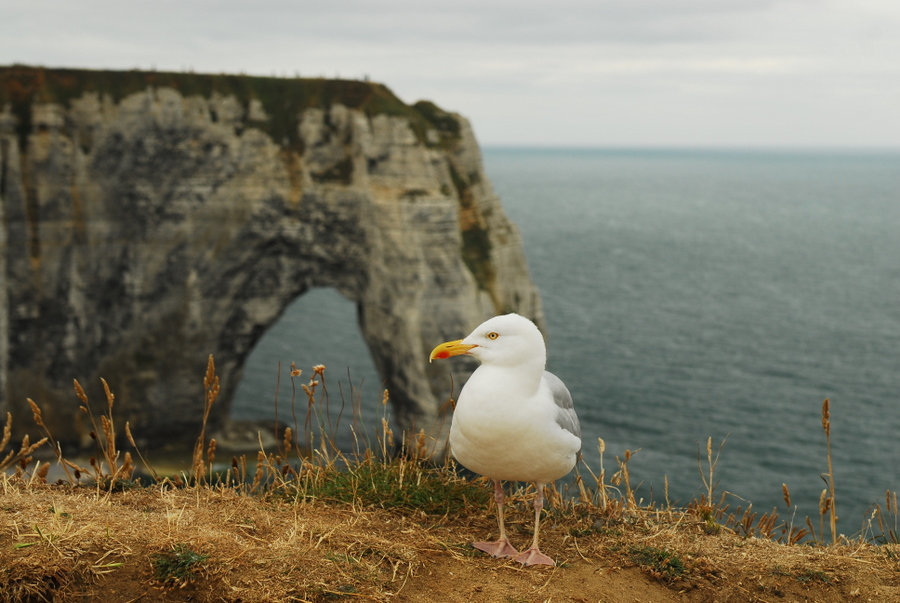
[{"x1": 449, "y1": 366, "x2": 581, "y2": 484}]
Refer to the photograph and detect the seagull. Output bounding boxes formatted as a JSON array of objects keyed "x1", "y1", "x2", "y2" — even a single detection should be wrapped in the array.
[{"x1": 429, "y1": 313, "x2": 581, "y2": 566}]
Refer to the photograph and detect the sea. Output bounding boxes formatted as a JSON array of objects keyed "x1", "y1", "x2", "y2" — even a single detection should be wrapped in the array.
[{"x1": 233, "y1": 147, "x2": 900, "y2": 535}]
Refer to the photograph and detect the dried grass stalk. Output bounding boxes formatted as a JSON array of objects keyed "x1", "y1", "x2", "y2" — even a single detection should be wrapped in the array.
[{"x1": 821, "y1": 399, "x2": 838, "y2": 543}]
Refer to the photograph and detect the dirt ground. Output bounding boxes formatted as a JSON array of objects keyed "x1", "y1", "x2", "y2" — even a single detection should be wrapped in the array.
[{"x1": 2, "y1": 481, "x2": 899, "y2": 603}]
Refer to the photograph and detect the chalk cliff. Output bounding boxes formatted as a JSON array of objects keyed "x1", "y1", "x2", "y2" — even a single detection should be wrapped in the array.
[{"x1": 0, "y1": 66, "x2": 543, "y2": 449}]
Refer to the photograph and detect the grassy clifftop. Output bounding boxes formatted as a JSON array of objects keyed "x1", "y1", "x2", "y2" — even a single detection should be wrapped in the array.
[
  {"x1": 0, "y1": 64, "x2": 461, "y2": 149},
  {"x1": 2, "y1": 368, "x2": 900, "y2": 602}
]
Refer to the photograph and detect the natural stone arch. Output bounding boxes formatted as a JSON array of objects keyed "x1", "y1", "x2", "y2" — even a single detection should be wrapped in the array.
[
  {"x1": 0, "y1": 68, "x2": 543, "y2": 451},
  {"x1": 230, "y1": 287, "x2": 382, "y2": 428}
]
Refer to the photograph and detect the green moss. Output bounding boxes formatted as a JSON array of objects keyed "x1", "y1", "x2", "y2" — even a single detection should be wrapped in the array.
[
  {"x1": 401, "y1": 188, "x2": 431, "y2": 200},
  {"x1": 448, "y1": 164, "x2": 469, "y2": 205},
  {"x1": 628, "y1": 545, "x2": 686, "y2": 580},
  {"x1": 447, "y1": 163, "x2": 496, "y2": 296},
  {"x1": 794, "y1": 569, "x2": 834, "y2": 584},
  {"x1": 411, "y1": 100, "x2": 462, "y2": 147},
  {"x1": 150, "y1": 544, "x2": 209, "y2": 583},
  {"x1": 461, "y1": 226, "x2": 495, "y2": 288},
  {"x1": 311, "y1": 156, "x2": 355, "y2": 185},
  {"x1": 301, "y1": 459, "x2": 489, "y2": 515}
]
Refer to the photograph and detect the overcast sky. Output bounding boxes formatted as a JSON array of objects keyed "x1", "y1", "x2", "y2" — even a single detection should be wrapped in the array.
[{"x1": 3, "y1": 0, "x2": 899, "y2": 148}]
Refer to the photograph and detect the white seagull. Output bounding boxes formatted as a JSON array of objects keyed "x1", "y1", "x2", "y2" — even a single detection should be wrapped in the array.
[{"x1": 429, "y1": 313, "x2": 581, "y2": 566}]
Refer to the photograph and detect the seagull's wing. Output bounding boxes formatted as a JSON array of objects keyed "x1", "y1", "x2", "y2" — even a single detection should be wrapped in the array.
[{"x1": 543, "y1": 371, "x2": 581, "y2": 440}]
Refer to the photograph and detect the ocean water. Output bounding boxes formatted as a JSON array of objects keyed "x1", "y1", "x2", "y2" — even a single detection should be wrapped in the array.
[{"x1": 234, "y1": 148, "x2": 900, "y2": 533}]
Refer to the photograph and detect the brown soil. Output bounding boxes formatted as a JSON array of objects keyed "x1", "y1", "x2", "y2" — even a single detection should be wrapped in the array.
[{"x1": 2, "y1": 482, "x2": 899, "y2": 603}]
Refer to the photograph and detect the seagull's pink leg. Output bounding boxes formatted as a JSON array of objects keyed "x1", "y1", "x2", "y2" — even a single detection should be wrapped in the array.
[
  {"x1": 514, "y1": 483, "x2": 556, "y2": 566},
  {"x1": 473, "y1": 479, "x2": 519, "y2": 558}
]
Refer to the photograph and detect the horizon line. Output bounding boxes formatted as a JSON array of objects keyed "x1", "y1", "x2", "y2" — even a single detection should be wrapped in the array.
[{"x1": 479, "y1": 144, "x2": 900, "y2": 154}]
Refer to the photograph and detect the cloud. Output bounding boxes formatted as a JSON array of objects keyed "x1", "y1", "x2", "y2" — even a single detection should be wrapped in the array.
[{"x1": 2, "y1": 0, "x2": 899, "y2": 146}]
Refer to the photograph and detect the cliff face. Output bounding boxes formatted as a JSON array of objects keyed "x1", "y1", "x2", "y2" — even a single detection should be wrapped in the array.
[{"x1": 0, "y1": 66, "x2": 543, "y2": 448}]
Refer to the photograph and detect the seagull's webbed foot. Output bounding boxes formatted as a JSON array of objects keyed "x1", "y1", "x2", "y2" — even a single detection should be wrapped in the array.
[
  {"x1": 473, "y1": 538, "x2": 519, "y2": 558},
  {"x1": 513, "y1": 547, "x2": 555, "y2": 566}
]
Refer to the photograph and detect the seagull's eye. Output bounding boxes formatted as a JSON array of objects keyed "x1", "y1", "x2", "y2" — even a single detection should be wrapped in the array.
[{"x1": 486, "y1": 332, "x2": 499, "y2": 340}]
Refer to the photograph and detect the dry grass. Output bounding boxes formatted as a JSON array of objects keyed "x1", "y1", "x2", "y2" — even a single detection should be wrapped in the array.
[{"x1": 2, "y1": 359, "x2": 900, "y2": 602}]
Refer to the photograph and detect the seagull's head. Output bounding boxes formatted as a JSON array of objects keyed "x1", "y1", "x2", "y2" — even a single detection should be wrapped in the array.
[{"x1": 429, "y1": 313, "x2": 546, "y2": 369}]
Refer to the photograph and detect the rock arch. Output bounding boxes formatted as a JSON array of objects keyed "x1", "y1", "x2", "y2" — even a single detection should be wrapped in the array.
[{"x1": 0, "y1": 68, "x2": 543, "y2": 450}]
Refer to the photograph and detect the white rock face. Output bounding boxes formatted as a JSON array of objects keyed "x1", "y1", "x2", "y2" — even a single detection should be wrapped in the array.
[{"x1": 0, "y1": 81, "x2": 543, "y2": 451}]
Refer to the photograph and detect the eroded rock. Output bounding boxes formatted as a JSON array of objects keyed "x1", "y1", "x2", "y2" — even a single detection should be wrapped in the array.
[{"x1": 0, "y1": 67, "x2": 542, "y2": 451}]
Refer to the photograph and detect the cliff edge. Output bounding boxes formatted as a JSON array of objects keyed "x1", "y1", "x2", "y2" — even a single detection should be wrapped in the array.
[{"x1": 0, "y1": 66, "x2": 543, "y2": 449}]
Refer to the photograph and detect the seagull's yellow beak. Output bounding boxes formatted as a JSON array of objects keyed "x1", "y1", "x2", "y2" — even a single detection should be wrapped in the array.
[{"x1": 429, "y1": 339, "x2": 477, "y2": 362}]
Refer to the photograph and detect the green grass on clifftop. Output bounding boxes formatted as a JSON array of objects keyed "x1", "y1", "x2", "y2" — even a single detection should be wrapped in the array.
[{"x1": 0, "y1": 64, "x2": 460, "y2": 151}]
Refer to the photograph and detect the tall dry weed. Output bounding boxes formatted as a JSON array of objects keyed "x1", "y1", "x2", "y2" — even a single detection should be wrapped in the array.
[
  {"x1": 820, "y1": 398, "x2": 839, "y2": 543},
  {"x1": 191, "y1": 355, "x2": 220, "y2": 484},
  {"x1": 0, "y1": 411, "x2": 48, "y2": 478},
  {"x1": 68, "y1": 378, "x2": 134, "y2": 486}
]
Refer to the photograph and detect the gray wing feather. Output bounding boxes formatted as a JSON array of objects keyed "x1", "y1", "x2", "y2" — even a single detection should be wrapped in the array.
[{"x1": 544, "y1": 371, "x2": 581, "y2": 439}]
